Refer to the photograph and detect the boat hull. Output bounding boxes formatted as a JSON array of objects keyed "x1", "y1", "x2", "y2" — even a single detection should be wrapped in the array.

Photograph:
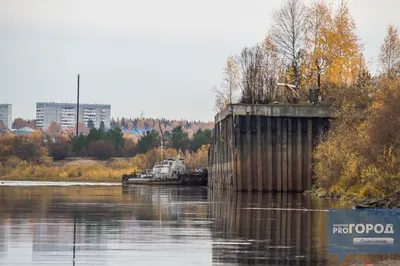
[{"x1": 122, "y1": 173, "x2": 207, "y2": 186}]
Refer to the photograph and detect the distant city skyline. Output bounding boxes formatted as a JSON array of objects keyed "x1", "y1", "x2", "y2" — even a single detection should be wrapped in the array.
[
  {"x1": 0, "y1": 104, "x2": 12, "y2": 129},
  {"x1": 1, "y1": 0, "x2": 399, "y2": 121},
  {"x1": 36, "y1": 102, "x2": 111, "y2": 129}
]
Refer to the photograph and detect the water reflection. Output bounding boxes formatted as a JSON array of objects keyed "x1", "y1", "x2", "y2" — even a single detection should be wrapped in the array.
[
  {"x1": 0, "y1": 183, "x2": 399, "y2": 265},
  {"x1": 0, "y1": 185, "x2": 212, "y2": 265},
  {"x1": 209, "y1": 190, "x2": 400, "y2": 266}
]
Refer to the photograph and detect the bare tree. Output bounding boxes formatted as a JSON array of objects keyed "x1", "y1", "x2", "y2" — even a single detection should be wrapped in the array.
[
  {"x1": 236, "y1": 45, "x2": 263, "y2": 104},
  {"x1": 256, "y1": 35, "x2": 281, "y2": 102},
  {"x1": 221, "y1": 56, "x2": 240, "y2": 104},
  {"x1": 236, "y1": 35, "x2": 280, "y2": 104},
  {"x1": 212, "y1": 85, "x2": 228, "y2": 113},
  {"x1": 270, "y1": 0, "x2": 305, "y2": 94},
  {"x1": 212, "y1": 56, "x2": 240, "y2": 113},
  {"x1": 379, "y1": 24, "x2": 400, "y2": 79}
]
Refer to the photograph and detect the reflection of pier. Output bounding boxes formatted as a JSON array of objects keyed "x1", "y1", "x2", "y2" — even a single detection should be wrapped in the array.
[{"x1": 209, "y1": 190, "x2": 327, "y2": 265}]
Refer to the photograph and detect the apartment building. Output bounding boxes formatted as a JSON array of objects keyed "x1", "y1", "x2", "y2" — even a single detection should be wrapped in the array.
[
  {"x1": 0, "y1": 104, "x2": 12, "y2": 129},
  {"x1": 36, "y1": 102, "x2": 111, "y2": 129}
]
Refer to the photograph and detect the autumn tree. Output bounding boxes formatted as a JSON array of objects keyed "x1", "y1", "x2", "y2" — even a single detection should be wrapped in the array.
[
  {"x1": 12, "y1": 118, "x2": 28, "y2": 130},
  {"x1": 0, "y1": 132, "x2": 48, "y2": 164},
  {"x1": 304, "y1": 0, "x2": 333, "y2": 92},
  {"x1": 314, "y1": 79, "x2": 400, "y2": 197},
  {"x1": 48, "y1": 135, "x2": 71, "y2": 160},
  {"x1": 78, "y1": 122, "x2": 90, "y2": 135},
  {"x1": 126, "y1": 120, "x2": 134, "y2": 130},
  {"x1": 324, "y1": 1, "x2": 363, "y2": 86},
  {"x1": 0, "y1": 120, "x2": 5, "y2": 130},
  {"x1": 47, "y1": 121, "x2": 62, "y2": 136},
  {"x1": 212, "y1": 56, "x2": 240, "y2": 112},
  {"x1": 270, "y1": 0, "x2": 305, "y2": 94},
  {"x1": 27, "y1": 120, "x2": 37, "y2": 130},
  {"x1": 379, "y1": 24, "x2": 400, "y2": 80}
]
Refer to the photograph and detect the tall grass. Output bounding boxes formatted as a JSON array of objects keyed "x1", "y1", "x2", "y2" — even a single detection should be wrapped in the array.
[
  {"x1": 0, "y1": 144, "x2": 210, "y2": 182},
  {"x1": 1, "y1": 156, "x2": 138, "y2": 182}
]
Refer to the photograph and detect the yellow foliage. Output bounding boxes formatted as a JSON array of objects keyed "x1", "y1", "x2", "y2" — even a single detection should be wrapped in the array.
[
  {"x1": 303, "y1": 0, "x2": 366, "y2": 95},
  {"x1": 184, "y1": 145, "x2": 209, "y2": 169},
  {"x1": 314, "y1": 79, "x2": 400, "y2": 198}
]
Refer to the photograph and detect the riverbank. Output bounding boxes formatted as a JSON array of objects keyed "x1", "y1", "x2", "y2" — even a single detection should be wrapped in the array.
[
  {"x1": 304, "y1": 188, "x2": 400, "y2": 209},
  {"x1": 1, "y1": 145, "x2": 209, "y2": 183},
  {"x1": 352, "y1": 195, "x2": 400, "y2": 209},
  {"x1": 0, "y1": 157, "x2": 137, "y2": 183}
]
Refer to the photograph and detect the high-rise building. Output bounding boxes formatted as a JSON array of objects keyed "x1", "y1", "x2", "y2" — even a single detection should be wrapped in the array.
[
  {"x1": 36, "y1": 102, "x2": 111, "y2": 129},
  {"x1": 0, "y1": 104, "x2": 12, "y2": 129}
]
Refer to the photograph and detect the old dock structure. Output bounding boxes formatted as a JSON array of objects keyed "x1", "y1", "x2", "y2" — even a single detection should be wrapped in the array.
[{"x1": 208, "y1": 104, "x2": 332, "y2": 192}]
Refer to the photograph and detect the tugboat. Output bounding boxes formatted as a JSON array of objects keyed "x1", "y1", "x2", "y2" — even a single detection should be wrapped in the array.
[{"x1": 121, "y1": 155, "x2": 208, "y2": 186}]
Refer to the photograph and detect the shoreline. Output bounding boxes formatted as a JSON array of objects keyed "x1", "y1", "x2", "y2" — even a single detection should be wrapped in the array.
[
  {"x1": 0, "y1": 176, "x2": 121, "y2": 183},
  {"x1": 304, "y1": 189, "x2": 400, "y2": 209},
  {"x1": 0, "y1": 180, "x2": 120, "y2": 186},
  {"x1": 1, "y1": 158, "x2": 137, "y2": 183},
  {"x1": 2, "y1": 177, "x2": 397, "y2": 209}
]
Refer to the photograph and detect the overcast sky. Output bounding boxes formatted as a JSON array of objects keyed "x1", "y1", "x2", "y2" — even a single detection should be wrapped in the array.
[{"x1": 1, "y1": 0, "x2": 399, "y2": 121}]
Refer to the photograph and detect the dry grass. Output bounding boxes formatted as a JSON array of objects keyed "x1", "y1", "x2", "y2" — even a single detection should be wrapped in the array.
[
  {"x1": 0, "y1": 157, "x2": 138, "y2": 182},
  {"x1": 0, "y1": 144, "x2": 210, "y2": 183}
]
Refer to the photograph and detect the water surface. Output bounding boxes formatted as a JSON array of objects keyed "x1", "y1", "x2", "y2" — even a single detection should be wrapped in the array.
[{"x1": 0, "y1": 182, "x2": 399, "y2": 265}]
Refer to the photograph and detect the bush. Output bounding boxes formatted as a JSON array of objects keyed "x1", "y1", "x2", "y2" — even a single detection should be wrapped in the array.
[
  {"x1": 48, "y1": 142, "x2": 70, "y2": 160},
  {"x1": 314, "y1": 79, "x2": 400, "y2": 198},
  {"x1": 0, "y1": 133, "x2": 48, "y2": 164},
  {"x1": 88, "y1": 140, "x2": 115, "y2": 160}
]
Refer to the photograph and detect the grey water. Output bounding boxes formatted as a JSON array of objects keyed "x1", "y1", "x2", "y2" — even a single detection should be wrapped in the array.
[{"x1": 0, "y1": 182, "x2": 399, "y2": 266}]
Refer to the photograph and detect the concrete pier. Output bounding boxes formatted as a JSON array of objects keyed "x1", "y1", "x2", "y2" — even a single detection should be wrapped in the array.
[{"x1": 208, "y1": 104, "x2": 332, "y2": 192}]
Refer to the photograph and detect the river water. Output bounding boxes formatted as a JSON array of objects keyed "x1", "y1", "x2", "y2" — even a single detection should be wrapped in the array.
[{"x1": 0, "y1": 182, "x2": 399, "y2": 266}]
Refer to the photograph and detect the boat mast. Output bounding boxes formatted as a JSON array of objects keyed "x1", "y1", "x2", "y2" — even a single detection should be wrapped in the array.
[
  {"x1": 158, "y1": 120, "x2": 164, "y2": 162},
  {"x1": 160, "y1": 139, "x2": 163, "y2": 162}
]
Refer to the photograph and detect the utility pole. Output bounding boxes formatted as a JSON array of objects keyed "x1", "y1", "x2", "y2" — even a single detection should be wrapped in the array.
[{"x1": 76, "y1": 74, "x2": 80, "y2": 137}]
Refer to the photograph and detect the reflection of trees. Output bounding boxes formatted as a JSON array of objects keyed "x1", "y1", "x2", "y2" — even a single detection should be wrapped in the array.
[
  {"x1": 0, "y1": 185, "x2": 211, "y2": 263},
  {"x1": 0, "y1": 220, "x2": 5, "y2": 257}
]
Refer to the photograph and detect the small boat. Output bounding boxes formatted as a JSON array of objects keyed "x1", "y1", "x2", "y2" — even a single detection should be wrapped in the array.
[{"x1": 121, "y1": 155, "x2": 208, "y2": 186}]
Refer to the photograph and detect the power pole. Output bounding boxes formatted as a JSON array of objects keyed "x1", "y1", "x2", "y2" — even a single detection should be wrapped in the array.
[{"x1": 76, "y1": 74, "x2": 80, "y2": 137}]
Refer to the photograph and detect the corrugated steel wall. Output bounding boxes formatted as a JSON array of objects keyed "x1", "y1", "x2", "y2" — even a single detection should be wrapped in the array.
[{"x1": 209, "y1": 114, "x2": 330, "y2": 192}]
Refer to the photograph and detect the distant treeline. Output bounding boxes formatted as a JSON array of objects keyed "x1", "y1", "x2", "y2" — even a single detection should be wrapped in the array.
[
  {"x1": 0, "y1": 124, "x2": 211, "y2": 161},
  {"x1": 1, "y1": 117, "x2": 214, "y2": 138}
]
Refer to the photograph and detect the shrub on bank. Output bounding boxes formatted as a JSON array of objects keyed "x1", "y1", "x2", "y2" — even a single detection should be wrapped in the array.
[
  {"x1": 314, "y1": 79, "x2": 400, "y2": 198},
  {"x1": 88, "y1": 140, "x2": 115, "y2": 160}
]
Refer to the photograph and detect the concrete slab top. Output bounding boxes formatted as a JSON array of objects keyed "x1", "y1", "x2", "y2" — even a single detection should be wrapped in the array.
[{"x1": 215, "y1": 104, "x2": 334, "y2": 123}]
